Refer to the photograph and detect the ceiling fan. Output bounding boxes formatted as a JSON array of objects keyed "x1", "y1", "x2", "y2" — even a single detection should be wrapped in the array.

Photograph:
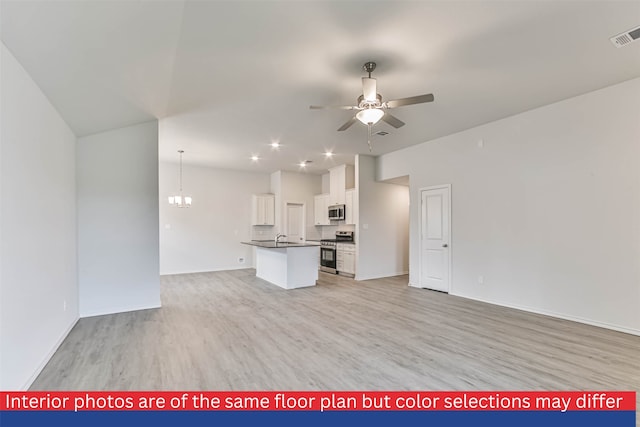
[{"x1": 310, "y1": 61, "x2": 434, "y2": 151}]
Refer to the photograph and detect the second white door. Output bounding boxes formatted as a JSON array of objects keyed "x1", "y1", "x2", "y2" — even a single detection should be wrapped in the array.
[{"x1": 419, "y1": 186, "x2": 451, "y2": 292}]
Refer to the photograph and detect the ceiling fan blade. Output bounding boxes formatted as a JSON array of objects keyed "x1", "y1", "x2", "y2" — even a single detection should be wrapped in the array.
[
  {"x1": 337, "y1": 116, "x2": 358, "y2": 131},
  {"x1": 362, "y1": 77, "x2": 377, "y2": 102},
  {"x1": 381, "y1": 112, "x2": 405, "y2": 129},
  {"x1": 385, "y1": 94, "x2": 434, "y2": 108},
  {"x1": 310, "y1": 105, "x2": 358, "y2": 110}
]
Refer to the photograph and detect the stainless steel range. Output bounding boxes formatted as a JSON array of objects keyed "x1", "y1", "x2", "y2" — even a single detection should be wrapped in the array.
[{"x1": 320, "y1": 231, "x2": 354, "y2": 274}]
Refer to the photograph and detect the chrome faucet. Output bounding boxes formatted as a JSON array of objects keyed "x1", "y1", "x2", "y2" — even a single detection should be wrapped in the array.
[{"x1": 275, "y1": 233, "x2": 287, "y2": 244}]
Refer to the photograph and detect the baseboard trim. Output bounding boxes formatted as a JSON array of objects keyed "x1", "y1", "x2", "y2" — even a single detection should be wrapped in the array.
[
  {"x1": 449, "y1": 292, "x2": 640, "y2": 337},
  {"x1": 160, "y1": 265, "x2": 253, "y2": 276},
  {"x1": 80, "y1": 302, "x2": 162, "y2": 319},
  {"x1": 21, "y1": 317, "x2": 78, "y2": 390},
  {"x1": 355, "y1": 271, "x2": 409, "y2": 281},
  {"x1": 406, "y1": 283, "x2": 639, "y2": 336}
]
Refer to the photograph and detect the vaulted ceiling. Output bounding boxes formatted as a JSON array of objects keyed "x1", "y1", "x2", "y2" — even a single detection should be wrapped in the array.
[{"x1": 2, "y1": 1, "x2": 639, "y2": 174}]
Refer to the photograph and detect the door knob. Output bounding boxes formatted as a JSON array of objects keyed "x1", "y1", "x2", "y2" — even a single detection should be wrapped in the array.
[{"x1": 442, "y1": 244, "x2": 448, "y2": 248}]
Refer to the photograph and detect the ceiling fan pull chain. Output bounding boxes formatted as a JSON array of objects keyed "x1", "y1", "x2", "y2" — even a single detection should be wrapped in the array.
[{"x1": 367, "y1": 123, "x2": 373, "y2": 152}]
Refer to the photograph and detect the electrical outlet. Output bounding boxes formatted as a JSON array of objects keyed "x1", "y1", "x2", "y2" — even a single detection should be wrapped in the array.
[
  {"x1": 63, "y1": 300, "x2": 67, "y2": 311},
  {"x1": 478, "y1": 276, "x2": 484, "y2": 285},
  {"x1": 238, "y1": 257, "x2": 245, "y2": 264}
]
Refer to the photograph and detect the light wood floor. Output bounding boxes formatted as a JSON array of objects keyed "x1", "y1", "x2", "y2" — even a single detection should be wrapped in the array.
[{"x1": 31, "y1": 270, "x2": 640, "y2": 405}]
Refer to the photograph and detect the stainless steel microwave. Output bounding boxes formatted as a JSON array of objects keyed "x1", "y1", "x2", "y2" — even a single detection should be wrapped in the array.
[{"x1": 328, "y1": 204, "x2": 345, "y2": 221}]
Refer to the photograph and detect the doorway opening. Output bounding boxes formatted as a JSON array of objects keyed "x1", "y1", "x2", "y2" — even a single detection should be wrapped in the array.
[{"x1": 378, "y1": 175, "x2": 410, "y2": 282}]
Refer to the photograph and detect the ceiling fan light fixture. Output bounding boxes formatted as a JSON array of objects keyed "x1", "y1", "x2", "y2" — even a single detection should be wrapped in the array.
[
  {"x1": 309, "y1": 61, "x2": 434, "y2": 148},
  {"x1": 356, "y1": 108, "x2": 384, "y2": 125}
]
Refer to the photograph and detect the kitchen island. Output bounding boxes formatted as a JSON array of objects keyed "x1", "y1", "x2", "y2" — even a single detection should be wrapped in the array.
[{"x1": 241, "y1": 241, "x2": 321, "y2": 289}]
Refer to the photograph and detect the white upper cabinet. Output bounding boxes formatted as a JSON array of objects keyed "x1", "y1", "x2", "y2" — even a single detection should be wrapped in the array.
[
  {"x1": 314, "y1": 194, "x2": 330, "y2": 225},
  {"x1": 252, "y1": 194, "x2": 275, "y2": 226},
  {"x1": 345, "y1": 188, "x2": 356, "y2": 225},
  {"x1": 329, "y1": 165, "x2": 346, "y2": 206},
  {"x1": 328, "y1": 164, "x2": 355, "y2": 206}
]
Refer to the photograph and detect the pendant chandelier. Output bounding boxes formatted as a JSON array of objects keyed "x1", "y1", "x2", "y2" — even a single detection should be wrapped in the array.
[{"x1": 168, "y1": 150, "x2": 192, "y2": 208}]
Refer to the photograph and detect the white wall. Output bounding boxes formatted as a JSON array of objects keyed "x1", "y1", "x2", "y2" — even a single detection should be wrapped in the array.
[
  {"x1": 159, "y1": 163, "x2": 271, "y2": 274},
  {"x1": 356, "y1": 155, "x2": 410, "y2": 280},
  {"x1": 377, "y1": 78, "x2": 640, "y2": 335},
  {"x1": 0, "y1": 43, "x2": 78, "y2": 389},
  {"x1": 77, "y1": 121, "x2": 160, "y2": 317}
]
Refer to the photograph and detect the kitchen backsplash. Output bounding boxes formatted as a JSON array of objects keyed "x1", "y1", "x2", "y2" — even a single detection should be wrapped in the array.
[
  {"x1": 251, "y1": 226, "x2": 323, "y2": 241},
  {"x1": 321, "y1": 224, "x2": 355, "y2": 239}
]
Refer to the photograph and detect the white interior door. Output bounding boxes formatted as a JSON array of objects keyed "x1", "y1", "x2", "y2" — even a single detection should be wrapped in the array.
[
  {"x1": 420, "y1": 186, "x2": 451, "y2": 292},
  {"x1": 286, "y1": 203, "x2": 304, "y2": 242}
]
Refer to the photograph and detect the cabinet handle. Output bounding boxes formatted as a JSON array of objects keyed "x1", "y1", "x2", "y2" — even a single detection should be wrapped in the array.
[{"x1": 442, "y1": 244, "x2": 448, "y2": 248}]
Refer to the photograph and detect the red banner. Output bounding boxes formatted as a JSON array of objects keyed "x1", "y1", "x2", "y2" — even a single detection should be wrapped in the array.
[{"x1": 1, "y1": 391, "x2": 635, "y2": 412}]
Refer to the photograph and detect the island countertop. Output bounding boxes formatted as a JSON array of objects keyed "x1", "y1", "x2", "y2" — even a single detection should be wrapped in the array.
[
  {"x1": 242, "y1": 240, "x2": 320, "y2": 289},
  {"x1": 242, "y1": 240, "x2": 321, "y2": 249}
]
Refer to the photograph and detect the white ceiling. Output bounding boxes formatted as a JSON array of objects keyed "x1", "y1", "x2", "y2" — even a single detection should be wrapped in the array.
[{"x1": 2, "y1": 1, "x2": 639, "y2": 174}]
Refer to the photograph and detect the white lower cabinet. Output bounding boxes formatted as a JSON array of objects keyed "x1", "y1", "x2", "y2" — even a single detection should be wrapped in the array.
[
  {"x1": 336, "y1": 250, "x2": 344, "y2": 272},
  {"x1": 342, "y1": 251, "x2": 355, "y2": 275},
  {"x1": 336, "y1": 243, "x2": 355, "y2": 275}
]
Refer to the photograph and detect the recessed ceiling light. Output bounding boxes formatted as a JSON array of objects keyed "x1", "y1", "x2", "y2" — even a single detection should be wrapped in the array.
[
  {"x1": 299, "y1": 161, "x2": 307, "y2": 167},
  {"x1": 324, "y1": 151, "x2": 334, "y2": 157},
  {"x1": 251, "y1": 155, "x2": 259, "y2": 162},
  {"x1": 271, "y1": 142, "x2": 281, "y2": 149}
]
